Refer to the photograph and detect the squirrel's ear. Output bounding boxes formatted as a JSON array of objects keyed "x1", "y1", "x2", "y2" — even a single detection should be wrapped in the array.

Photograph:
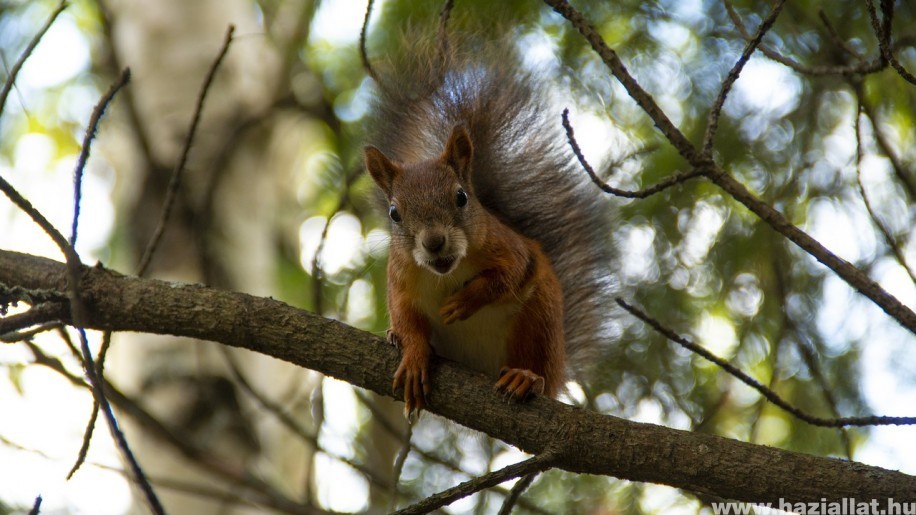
[
  {"x1": 364, "y1": 146, "x2": 399, "y2": 196},
  {"x1": 444, "y1": 125, "x2": 473, "y2": 180}
]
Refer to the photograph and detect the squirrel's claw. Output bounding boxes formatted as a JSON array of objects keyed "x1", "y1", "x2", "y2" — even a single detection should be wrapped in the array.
[
  {"x1": 495, "y1": 367, "x2": 545, "y2": 401},
  {"x1": 386, "y1": 329, "x2": 401, "y2": 349},
  {"x1": 440, "y1": 293, "x2": 480, "y2": 325},
  {"x1": 392, "y1": 351, "x2": 430, "y2": 421},
  {"x1": 439, "y1": 299, "x2": 466, "y2": 325}
]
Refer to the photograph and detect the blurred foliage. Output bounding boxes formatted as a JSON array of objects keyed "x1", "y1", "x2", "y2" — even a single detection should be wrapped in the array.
[{"x1": 1, "y1": 0, "x2": 914, "y2": 513}]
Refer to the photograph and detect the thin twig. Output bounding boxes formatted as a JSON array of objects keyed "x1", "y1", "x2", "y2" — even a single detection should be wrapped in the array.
[
  {"x1": 723, "y1": 0, "x2": 885, "y2": 77},
  {"x1": 352, "y1": 389, "x2": 547, "y2": 513},
  {"x1": 310, "y1": 166, "x2": 362, "y2": 313},
  {"x1": 858, "y1": 93, "x2": 916, "y2": 200},
  {"x1": 66, "y1": 330, "x2": 112, "y2": 479},
  {"x1": 388, "y1": 424, "x2": 413, "y2": 512},
  {"x1": 793, "y1": 335, "x2": 854, "y2": 458},
  {"x1": 0, "y1": 178, "x2": 74, "y2": 261},
  {"x1": 865, "y1": 0, "x2": 916, "y2": 85},
  {"x1": 701, "y1": 166, "x2": 916, "y2": 333},
  {"x1": 770, "y1": 252, "x2": 853, "y2": 458},
  {"x1": 74, "y1": 322, "x2": 162, "y2": 514},
  {"x1": 67, "y1": 389, "x2": 101, "y2": 479},
  {"x1": 0, "y1": 321, "x2": 62, "y2": 343},
  {"x1": 63, "y1": 68, "x2": 134, "y2": 485},
  {"x1": 544, "y1": 0, "x2": 698, "y2": 163},
  {"x1": 359, "y1": 0, "x2": 379, "y2": 83},
  {"x1": 70, "y1": 68, "x2": 131, "y2": 246},
  {"x1": 0, "y1": 0, "x2": 68, "y2": 118},
  {"x1": 0, "y1": 303, "x2": 67, "y2": 335},
  {"x1": 747, "y1": 325, "x2": 784, "y2": 445},
  {"x1": 817, "y1": 9, "x2": 862, "y2": 59},
  {"x1": 497, "y1": 471, "x2": 539, "y2": 515},
  {"x1": 702, "y1": 0, "x2": 787, "y2": 155},
  {"x1": 562, "y1": 109, "x2": 703, "y2": 198},
  {"x1": 558, "y1": 0, "x2": 916, "y2": 339},
  {"x1": 853, "y1": 102, "x2": 916, "y2": 284},
  {"x1": 393, "y1": 451, "x2": 557, "y2": 515},
  {"x1": 136, "y1": 25, "x2": 236, "y2": 276},
  {"x1": 616, "y1": 298, "x2": 916, "y2": 427},
  {"x1": 219, "y1": 348, "x2": 392, "y2": 491},
  {"x1": 28, "y1": 495, "x2": 42, "y2": 515}
]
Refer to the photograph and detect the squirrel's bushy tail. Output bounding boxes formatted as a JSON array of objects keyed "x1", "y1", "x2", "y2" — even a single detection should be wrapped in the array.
[{"x1": 366, "y1": 39, "x2": 617, "y2": 381}]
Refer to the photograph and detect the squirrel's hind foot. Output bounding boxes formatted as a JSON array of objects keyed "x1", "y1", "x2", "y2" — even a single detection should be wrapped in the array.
[{"x1": 495, "y1": 367, "x2": 545, "y2": 401}]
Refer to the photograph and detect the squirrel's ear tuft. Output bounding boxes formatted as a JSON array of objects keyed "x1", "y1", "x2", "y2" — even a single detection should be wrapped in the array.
[
  {"x1": 364, "y1": 146, "x2": 399, "y2": 196},
  {"x1": 444, "y1": 125, "x2": 473, "y2": 180}
]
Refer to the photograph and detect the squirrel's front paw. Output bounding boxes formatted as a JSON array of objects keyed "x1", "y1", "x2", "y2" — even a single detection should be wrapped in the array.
[
  {"x1": 440, "y1": 295, "x2": 477, "y2": 325},
  {"x1": 495, "y1": 367, "x2": 545, "y2": 401},
  {"x1": 392, "y1": 350, "x2": 430, "y2": 421}
]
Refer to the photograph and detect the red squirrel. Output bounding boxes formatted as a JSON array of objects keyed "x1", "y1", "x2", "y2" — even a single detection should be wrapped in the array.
[
  {"x1": 364, "y1": 43, "x2": 615, "y2": 418},
  {"x1": 365, "y1": 126, "x2": 566, "y2": 416}
]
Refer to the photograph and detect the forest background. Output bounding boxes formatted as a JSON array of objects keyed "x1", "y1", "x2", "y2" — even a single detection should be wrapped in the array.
[{"x1": 0, "y1": 0, "x2": 914, "y2": 513}]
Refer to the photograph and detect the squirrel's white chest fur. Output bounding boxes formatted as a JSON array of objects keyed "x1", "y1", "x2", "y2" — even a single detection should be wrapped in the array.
[{"x1": 414, "y1": 261, "x2": 518, "y2": 378}]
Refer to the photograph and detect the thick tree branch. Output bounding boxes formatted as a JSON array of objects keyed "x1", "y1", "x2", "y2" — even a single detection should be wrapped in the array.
[{"x1": 1, "y1": 249, "x2": 914, "y2": 504}]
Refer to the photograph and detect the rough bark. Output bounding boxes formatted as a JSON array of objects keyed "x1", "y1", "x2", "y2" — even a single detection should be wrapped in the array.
[{"x1": 2, "y1": 248, "x2": 914, "y2": 504}]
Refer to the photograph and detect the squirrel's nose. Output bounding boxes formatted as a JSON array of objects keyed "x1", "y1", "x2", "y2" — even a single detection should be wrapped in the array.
[{"x1": 422, "y1": 233, "x2": 446, "y2": 253}]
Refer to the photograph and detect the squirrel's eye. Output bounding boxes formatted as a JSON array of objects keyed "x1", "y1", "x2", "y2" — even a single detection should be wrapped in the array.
[
  {"x1": 456, "y1": 189, "x2": 468, "y2": 208},
  {"x1": 388, "y1": 205, "x2": 402, "y2": 223}
]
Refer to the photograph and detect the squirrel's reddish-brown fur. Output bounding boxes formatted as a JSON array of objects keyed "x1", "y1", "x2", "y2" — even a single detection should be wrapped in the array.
[{"x1": 366, "y1": 127, "x2": 565, "y2": 415}]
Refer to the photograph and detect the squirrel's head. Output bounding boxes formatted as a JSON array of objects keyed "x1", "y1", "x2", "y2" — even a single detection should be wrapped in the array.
[{"x1": 364, "y1": 125, "x2": 480, "y2": 276}]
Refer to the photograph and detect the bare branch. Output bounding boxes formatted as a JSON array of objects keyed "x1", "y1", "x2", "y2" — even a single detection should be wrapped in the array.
[
  {"x1": 310, "y1": 167, "x2": 362, "y2": 314},
  {"x1": 497, "y1": 471, "x2": 539, "y2": 515},
  {"x1": 723, "y1": 0, "x2": 885, "y2": 77},
  {"x1": 562, "y1": 109, "x2": 703, "y2": 198},
  {"x1": 360, "y1": 0, "x2": 380, "y2": 83},
  {"x1": 66, "y1": 329, "x2": 114, "y2": 480},
  {"x1": 0, "y1": 177, "x2": 75, "y2": 263},
  {"x1": 0, "y1": 321, "x2": 62, "y2": 344},
  {"x1": 817, "y1": 9, "x2": 863, "y2": 59},
  {"x1": 219, "y1": 347, "x2": 393, "y2": 492},
  {"x1": 67, "y1": 389, "x2": 100, "y2": 480},
  {"x1": 865, "y1": 0, "x2": 916, "y2": 85},
  {"x1": 703, "y1": 0, "x2": 787, "y2": 156},
  {"x1": 136, "y1": 25, "x2": 236, "y2": 276},
  {"x1": 70, "y1": 68, "x2": 131, "y2": 245},
  {"x1": 615, "y1": 298, "x2": 916, "y2": 427},
  {"x1": 544, "y1": 0, "x2": 698, "y2": 163},
  {"x1": 0, "y1": 1, "x2": 68, "y2": 118},
  {"x1": 28, "y1": 495, "x2": 41, "y2": 515},
  {"x1": 394, "y1": 451, "x2": 557, "y2": 515},
  {"x1": 858, "y1": 93, "x2": 916, "y2": 200},
  {"x1": 388, "y1": 424, "x2": 412, "y2": 512},
  {"x1": 853, "y1": 102, "x2": 916, "y2": 285},
  {"x1": 701, "y1": 166, "x2": 916, "y2": 333},
  {"x1": 0, "y1": 302, "x2": 66, "y2": 336}
]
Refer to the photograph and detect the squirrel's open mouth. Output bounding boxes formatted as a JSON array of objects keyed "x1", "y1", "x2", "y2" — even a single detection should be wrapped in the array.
[{"x1": 430, "y1": 256, "x2": 457, "y2": 274}]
